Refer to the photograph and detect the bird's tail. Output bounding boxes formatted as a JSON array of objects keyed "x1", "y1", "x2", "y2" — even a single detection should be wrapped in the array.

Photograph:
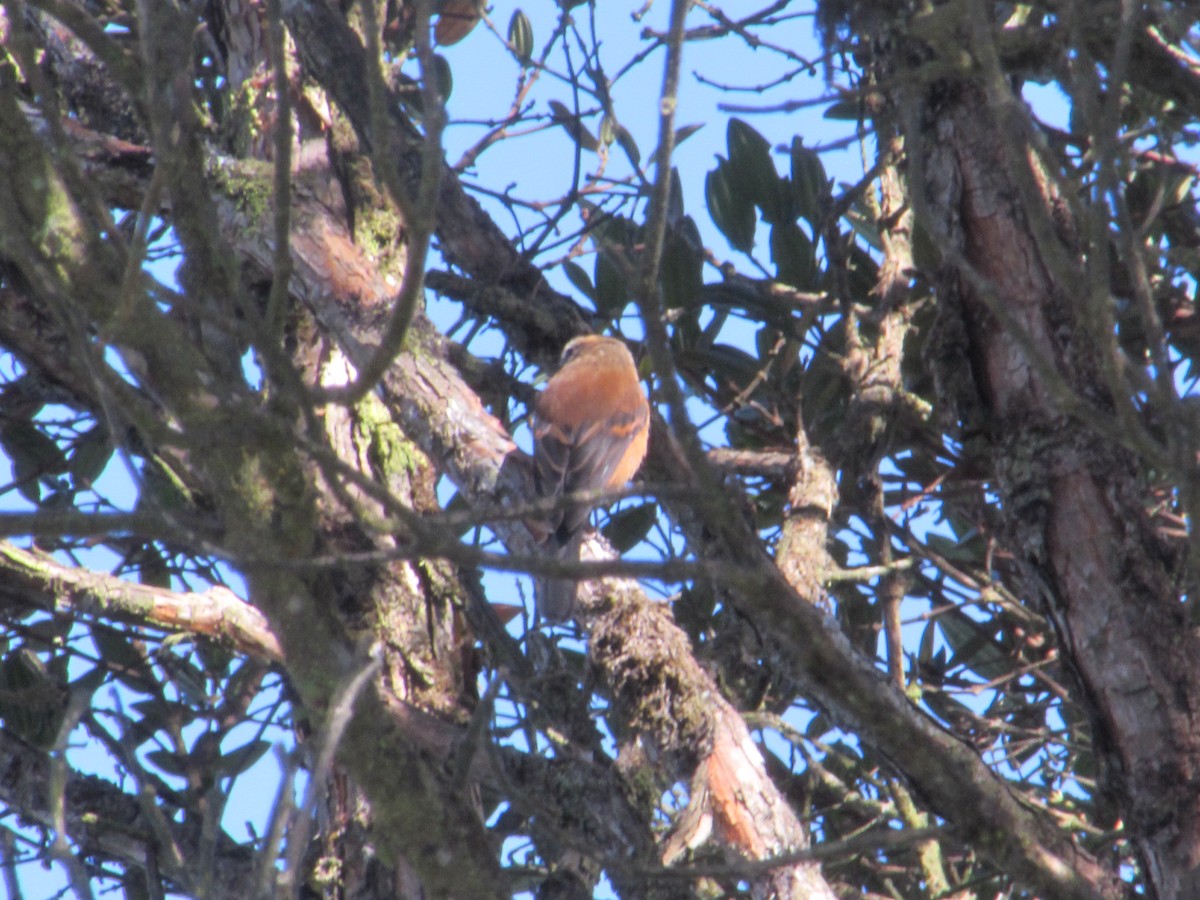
[{"x1": 536, "y1": 532, "x2": 583, "y2": 622}]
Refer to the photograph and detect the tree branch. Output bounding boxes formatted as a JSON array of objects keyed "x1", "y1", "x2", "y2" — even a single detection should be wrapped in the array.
[{"x1": 0, "y1": 542, "x2": 283, "y2": 662}]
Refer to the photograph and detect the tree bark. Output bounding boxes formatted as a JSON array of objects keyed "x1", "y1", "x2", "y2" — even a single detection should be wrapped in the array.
[{"x1": 913, "y1": 62, "x2": 1200, "y2": 900}]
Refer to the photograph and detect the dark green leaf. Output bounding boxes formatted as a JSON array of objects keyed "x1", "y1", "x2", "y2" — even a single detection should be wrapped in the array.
[
  {"x1": 216, "y1": 739, "x2": 271, "y2": 779},
  {"x1": 137, "y1": 542, "x2": 173, "y2": 589},
  {"x1": 925, "y1": 532, "x2": 983, "y2": 565},
  {"x1": 650, "y1": 124, "x2": 704, "y2": 167},
  {"x1": 430, "y1": 54, "x2": 453, "y2": 102},
  {"x1": 938, "y1": 609, "x2": 1012, "y2": 681},
  {"x1": 667, "y1": 168, "x2": 687, "y2": 223},
  {"x1": 92, "y1": 623, "x2": 147, "y2": 672},
  {"x1": 0, "y1": 649, "x2": 61, "y2": 747},
  {"x1": 549, "y1": 100, "x2": 599, "y2": 152},
  {"x1": 92, "y1": 623, "x2": 156, "y2": 693},
  {"x1": 705, "y1": 160, "x2": 756, "y2": 253},
  {"x1": 168, "y1": 657, "x2": 209, "y2": 706},
  {"x1": 696, "y1": 280, "x2": 767, "y2": 316},
  {"x1": 146, "y1": 748, "x2": 189, "y2": 776},
  {"x1": 601, "y1": 502, "x2": 657, "y2": 553},
  {"x1": 824, "y1": 99, "x2": 862, "y2": 120},
  {"x1": 769, "y1": 222, "x2": 816, "y2": 289},
  {"x1": 674, "y1": 123, "x2": 704, "y2": 148},
  {"x1": 130, "y1": 698, "x2": 173, "y2": 737},
  {"x1": 594, "y1": 251, "x2": 628, "y2": 316},
  {"x1": 70, "y1": 426, "x2": 114, "y2": 487},
  {"x1": 1, "y1": 419, "x2": 66, "y2": 503},
  {"x1": 563, "y1": 260, "x2": 596, "y2": 302},
  {"x1": 195, "y1": 637, "x2": 233, "y2": 679},
  {"x1": 587, "y1": 208, "x2": 636, "y2": 246},
  {"x1": 918, "y1": 620, "x2": 937, "y2": 666},
  {"x1": 790, "y1": 138, "x2": 827, "y2": 225},
  {"x1": 761, "y1": 176, "x2": 796, "y2": 226},
  {"x1": 727, "y1": 119, "x2": 790, "y2": 223},
  {"x1": 661, "y1": 228, "x2": 704, "y2": 309},
  {"x1": 727, "y1": 118, "x2": 772, "y2": 171},
  {"x1": 613, "y1": 122, "x2": 640, "y2": 165},
  {"x1": 679, "y1": 343, "x2": 763, "y2": 385},
  {"x1": 0, "y1": 420, "x2": 67, "y2": 476},
  {"x1": 751, "y1": 481, "x2": 785, "y2": 529}
]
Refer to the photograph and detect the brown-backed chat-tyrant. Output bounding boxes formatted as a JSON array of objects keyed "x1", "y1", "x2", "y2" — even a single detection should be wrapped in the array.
[{"x1": 533, "y1": 335, "x2": 650, "y2": 620}]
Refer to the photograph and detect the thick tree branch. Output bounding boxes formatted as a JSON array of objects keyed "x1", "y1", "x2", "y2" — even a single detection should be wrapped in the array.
[{"x1": 0, "y1": 542, "x2": 283, "y2": 662}]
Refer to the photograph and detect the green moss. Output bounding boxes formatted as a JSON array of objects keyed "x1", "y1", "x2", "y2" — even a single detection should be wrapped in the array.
[
  {"x1": 357, "y1": 394, "x2": 420, "y2": 481},
  {"x1": 209, "y1": 157, "x2": 273, "y2": 222},
  {"x1": 232, "y1": 451, "x2": 275, "y2": 519},
  {"x1": 354, "y1": 202, "x2": 407, "y2": 282},
  {"x1": 0, "y1": 67, "x2": 95, "y2": 280},
  {"x1": 225, "y1": 78, "x2": 270, "y2": 158},
  {"x1": 621, "y1": 762, "x2": 662, "y2": 817}
]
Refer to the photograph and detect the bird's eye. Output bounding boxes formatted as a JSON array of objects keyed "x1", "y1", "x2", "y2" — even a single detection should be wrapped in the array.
[{"x1": 560, "y1": 338, "x2": 588, "y2": 364}]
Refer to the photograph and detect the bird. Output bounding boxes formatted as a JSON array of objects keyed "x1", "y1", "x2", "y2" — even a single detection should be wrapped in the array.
[{"x1": 532, "y1": 335, "x2": 650, "y2": 621}]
